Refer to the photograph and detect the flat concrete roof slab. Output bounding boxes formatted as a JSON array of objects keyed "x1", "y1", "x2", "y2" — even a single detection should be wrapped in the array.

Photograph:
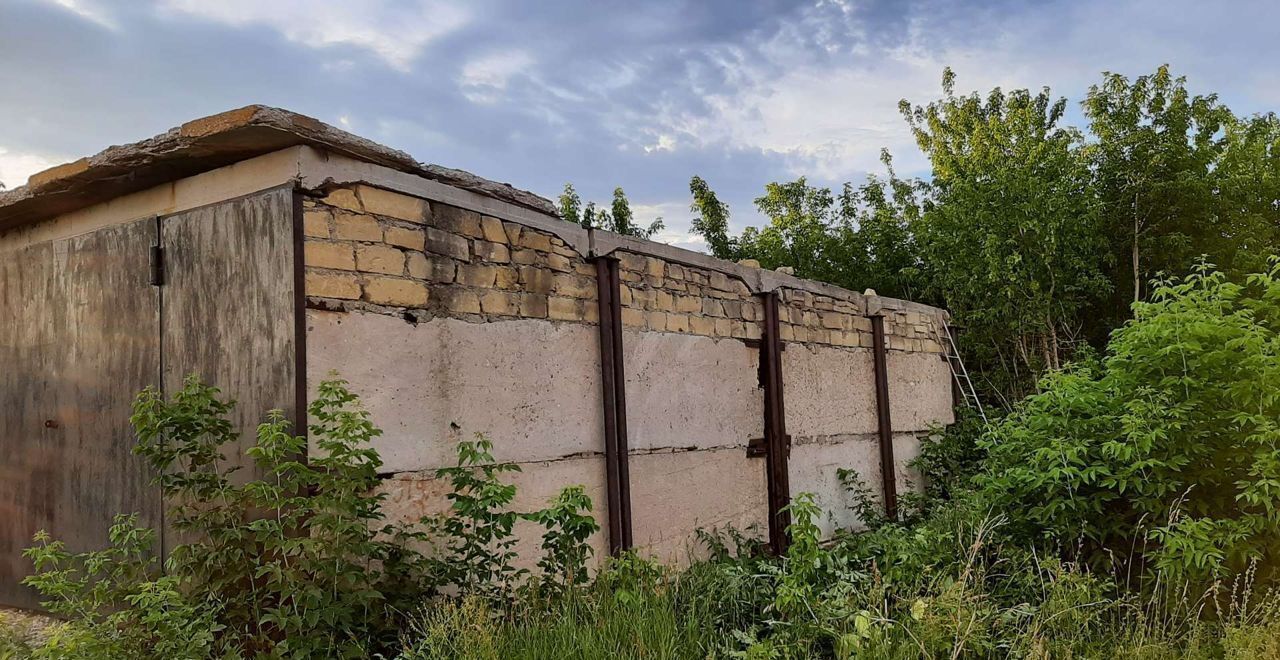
[{"x1": 0, "y1": 105, "x2": 556, "y2": 231}]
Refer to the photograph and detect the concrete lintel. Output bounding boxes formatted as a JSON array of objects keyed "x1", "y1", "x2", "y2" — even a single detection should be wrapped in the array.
[
  {"x1": 0, "y1": 105, "x2": 556, "y2": 231},
  {"x1": 0, "y1": 147, "x2": 307, "y2": 252}
]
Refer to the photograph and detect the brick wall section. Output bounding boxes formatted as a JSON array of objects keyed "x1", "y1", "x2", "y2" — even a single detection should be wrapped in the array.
[
  {"x1": 777, "y1": 290, "x2": 945, "y2": 354},
  {"x1": 614, "y1": 252, "x2": 944, "y2": 354},
  {"x1": 614, "y1": 251, "x2": 763, "y2": 341},
  {"x1": 879, "y1": 310, "x2": 946, "y2": 353},
  {"x1": 302, "y1": 184, "x2": 946, "y2": 355},
  {"x1": 303, "y1": 184, "x2": 598, "y2": 324}
]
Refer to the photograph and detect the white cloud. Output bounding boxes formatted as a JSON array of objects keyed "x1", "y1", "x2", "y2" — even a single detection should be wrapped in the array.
[
  {"x1": 460, "y1": 51, "x2": 534, "y2": 104},
  {"x1": 645, "y1": 9, "x2": 1031, "y2": 180},
  {"x1": 40, "y1": 0, "x2": 118, "y2": 30},
  {"x1": 640, "y1": 0, "x2": 1280, "y2": 183},
  {"x1": 642, "y1": 134, "x2": 677, "y2": 153},
  {"x1": 160, "y1": 0, "x2": 469, "y2": 70},
  {"x1": 631, "y1": 200, "x2": 707, "y2": 249},
  {"x1": 0, "y1": 147, "x2": 70, "y2": 191}
]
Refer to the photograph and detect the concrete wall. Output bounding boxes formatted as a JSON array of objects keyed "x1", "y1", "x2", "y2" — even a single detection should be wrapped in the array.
[
  {"x1": 781, "y1": 340, "x2": 954, "y2": 536},
  {"x1": 0, "y1": 136, "x2": 954, "y2": 590},
  {"x1": 308, "y1": 311, "x2": 602, "y2": 471},
  {"x1": 301, "y1": 180, "x2": 956, "y2": 569}
]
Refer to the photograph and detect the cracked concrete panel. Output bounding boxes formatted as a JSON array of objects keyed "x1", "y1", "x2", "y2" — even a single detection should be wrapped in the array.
[
  {"x1": 887, "y1": 352, "x2": 955, "y2": 431},
  {"x1": 308, "y1": 310, "x2": 602, "y2": 473},
  {"x1": 788, "y1": 432, "x2": 924, "y2": 538},
  {"x1": 378, "y1": 455, "x2": 611, "y2": 573},
  {"x1": 623, "y1": 331, "x2": 763, "y2": 452},
  {"x1": 629, "y1": 449, "x2": 768, "y2": 565},
  {"x1": 892, "y1": 432, "x2": 926, "y2": 496},
  {"x1": 782, "y1": 344, "x2": 879, "y2": 437},
  {"x1": 783, "y1": 344, "x2": 954, "y2": 438},
  {"x1": 788, "y1": 437, "x2": 880, "y2": 537}
]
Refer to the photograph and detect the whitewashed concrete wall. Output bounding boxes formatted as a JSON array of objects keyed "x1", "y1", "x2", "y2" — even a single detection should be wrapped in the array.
[{"x1": 300, "y1": 180, "x2": 956, "y2": 569}]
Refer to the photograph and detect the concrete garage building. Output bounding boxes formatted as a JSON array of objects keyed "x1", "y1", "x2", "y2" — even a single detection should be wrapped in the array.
[{"x1": 0, "y1": 106, "x2": 956, "y2": 609}]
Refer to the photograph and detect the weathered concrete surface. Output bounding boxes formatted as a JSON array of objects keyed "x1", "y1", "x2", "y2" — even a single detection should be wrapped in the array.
[
  {"x1": 623, "y1": 330, "x2": 762, "y2": 452},
  {"x1": 376, "y1": 447, "x2": 768, "y2": 570},
  {"x1": 378, "y1": 455, "x2": 611, "y2": 573},
  {"x1": 891, "y1": 432, "x2": 925, "y2": 495},
  {"x1": 887, "y1": 351, "x2": 956, "y2": 431},
  {"x1": 629, "y1": 448, "x2": 768, "y2": 564},
  {"x1": 783, "y1": 344, "x2": 878, "y2": 437},
  {"x1": 787, "y1": 437, "x2": 880, "y2": 537},
  {"x1": 307, "y1": 310, "x2": 602, "y2": 472},
  {"x1": 783, "y1": 344, "x2": 954, "y2": 438},
  {"x1": 788, "y1": 432, "x2": 926, "y2": 537}
]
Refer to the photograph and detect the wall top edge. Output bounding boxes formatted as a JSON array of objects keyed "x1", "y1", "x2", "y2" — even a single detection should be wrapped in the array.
[{"x1": 298, "y1": 148, "x2": 949, "y2": 323}]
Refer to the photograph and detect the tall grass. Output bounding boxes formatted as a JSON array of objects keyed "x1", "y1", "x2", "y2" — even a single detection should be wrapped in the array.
[
  {"x1": 402, "y1": 558, "x2": 723, "y2": 659},
  {"x1": 396, "y1": 509, "x2": 1280, "y2": 659}
]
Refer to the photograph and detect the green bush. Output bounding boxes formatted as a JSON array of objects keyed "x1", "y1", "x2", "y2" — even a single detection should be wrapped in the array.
[
  {"x1": 981, "y1": 261, "x2": 1280, "y2": 580},
  {"x1": 19, "y1": 376, "x2": 599, "y2": 660}
]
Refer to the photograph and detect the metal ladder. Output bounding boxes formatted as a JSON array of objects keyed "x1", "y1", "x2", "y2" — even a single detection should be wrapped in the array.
[{"x1": 937, "y1": 320, "x2": 987, "y2": 423}]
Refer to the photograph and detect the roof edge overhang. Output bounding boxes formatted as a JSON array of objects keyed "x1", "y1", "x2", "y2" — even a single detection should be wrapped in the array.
[{"x1": 0, "y1": 105, "x2": 557, "y2": 231}]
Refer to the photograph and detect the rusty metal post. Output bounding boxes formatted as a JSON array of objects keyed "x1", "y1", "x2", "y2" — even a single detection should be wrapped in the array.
[
  {"x1": 606, "y1": 258, "x2": 633, "y2": 550},
  {"x1": 869, "y1": 315, "x2": 898, "y2": 521},
  {"x1": 594, "y1": 256, "x2": 632, "y2": 554},
  {"x1": 759, "y1": 291, "x2": 792, "y2": 554}
]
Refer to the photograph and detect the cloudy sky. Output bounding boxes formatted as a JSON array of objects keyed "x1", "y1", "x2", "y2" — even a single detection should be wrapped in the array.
[{"x1": 2, "y1": 0, "x2": 1278, "y2": 250}]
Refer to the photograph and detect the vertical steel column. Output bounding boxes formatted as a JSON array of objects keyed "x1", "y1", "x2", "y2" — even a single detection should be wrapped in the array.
[
  {"x1": 595, "y1": 256, "x2": 632, "y2": 554},
  {"x1": 607, "y1": 258, "x2": 633, "y2": 550},
  {"x1": 869, "y1": 315, "x2": 898, "y2": 521},
  {"x1": 759, "y1": 291, "x2": 792, "y2": 555}
]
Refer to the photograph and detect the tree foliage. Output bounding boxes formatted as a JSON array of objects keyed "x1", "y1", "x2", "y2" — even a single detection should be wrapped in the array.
[
  {"x1": 981, "y1": 261, "x2": 1280, "y2": 580},
  {"x1": 903, "y1": 69, "x2": 1109, "y2": 399},
  {"x1": 1084, "y1": 65, "x2": 1231, "y2": 310},
  {"x1": 558, "y1": 183, "x2": 664, "y2": 239},
  {"x1": 689, "y1": 65, "x2": 1280, "y2": 405}
]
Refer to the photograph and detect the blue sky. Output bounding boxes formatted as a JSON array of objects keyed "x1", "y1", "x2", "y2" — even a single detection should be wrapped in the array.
[{"x1": 2, "y1": 0, "x2": 1279, "y2": 250}]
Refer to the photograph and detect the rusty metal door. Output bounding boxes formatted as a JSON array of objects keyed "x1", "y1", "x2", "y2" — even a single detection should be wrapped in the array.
[
  {"x1": 0, "y1": 218, "x2": 162, "y2": 610},
  {"x1": 0, "y1": 186, "x2": 301, "y2": 609},
  {"x1": 160, "y1": 187, "x2": 300, "y2": 499}
]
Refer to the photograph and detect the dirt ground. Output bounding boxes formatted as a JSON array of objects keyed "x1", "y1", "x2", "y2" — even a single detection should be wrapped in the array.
[{"x1": 0, "y1": 607, "x2": 59, "y2": 648}]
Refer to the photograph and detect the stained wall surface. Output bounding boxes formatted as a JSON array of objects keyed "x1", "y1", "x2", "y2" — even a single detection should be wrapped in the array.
[{"x1": 301, "y1": 183, "x2": 956, "y2": 567}]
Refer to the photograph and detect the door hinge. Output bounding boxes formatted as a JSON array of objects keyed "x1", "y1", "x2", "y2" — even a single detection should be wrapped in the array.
[{"x1": 149, "y1": 245, "x2": 165, "y2": 286}]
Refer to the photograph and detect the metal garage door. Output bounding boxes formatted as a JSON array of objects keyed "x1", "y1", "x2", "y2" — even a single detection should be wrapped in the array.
[
  {"x1": 0, "y1": 186, "x2": 300, "y2": 609},
  {"x1": 0, "y1": 217, "x2": 163, "y2": 609}
]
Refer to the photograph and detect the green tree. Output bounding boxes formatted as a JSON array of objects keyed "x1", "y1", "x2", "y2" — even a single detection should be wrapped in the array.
[
  {"x1": 558, "y1": 183, "x2": 583, "y2": 227},
  {"x1": 689, "y1": 175, "x2": 736, "y2": 259},
  {"x1": 1210, "y1": 111, "x2": 1280, "y2": 278},
  {"x1": 839, "y1": 151, "x2": 927, "y2": 299},
  {"x1": 742, "y1": 177, "x2": 840, "y2": 279},
  {"x1": 607, "y1": 186, "x2": 664, "y2": 239},
  {"x1": 689, "y1": 163, "x2": 924, "y2": 299},
  {"x1": 981, "y1": 261, "x2": 1280, "y2": 580},
  {"x1": 557, "y1": 184, "x2": 664, "y2": 239},
  {"x1": 901, "y1": 69, "x2": 1109, "y2": 401},
  {"x1": 1083, "y1": 65, "x2": 1231, "y2": 310}
]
